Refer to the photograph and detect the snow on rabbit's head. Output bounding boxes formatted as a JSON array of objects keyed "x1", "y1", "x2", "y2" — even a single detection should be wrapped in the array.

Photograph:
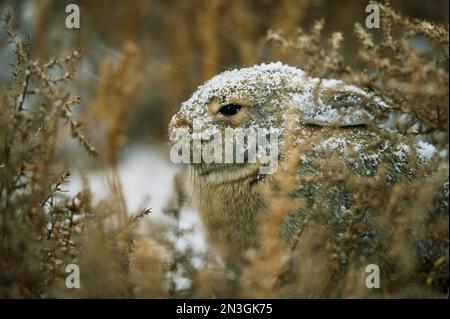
[
  {"x1": 169, "y1": 63, "x2": 306, "y2": 133},
  {"x1": 169, "y1": 62, "x2": 386, "y2": 136}
]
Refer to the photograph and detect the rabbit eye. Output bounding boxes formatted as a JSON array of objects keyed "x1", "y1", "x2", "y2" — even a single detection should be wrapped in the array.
[{"x1": 218, "y1": 103, "x2": 241, "y2": 116}]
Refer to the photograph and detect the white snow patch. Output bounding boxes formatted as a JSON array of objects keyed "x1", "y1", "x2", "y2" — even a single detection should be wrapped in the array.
[
  {"x1": 394, "y1": 143, "x2": 410, "y2": 161},
  {"x1": 316, "y1": 137, "x2": 347, "y2": 152},
  {"x1": 416, "y1": 140, "x2": 436, "y2": 162},
  {"x1": 67, "y1": 145, "x2": 208, "y2": 255}
]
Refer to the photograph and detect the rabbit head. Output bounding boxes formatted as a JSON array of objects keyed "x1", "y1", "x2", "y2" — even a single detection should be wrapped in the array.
[{"x1": 168, "y1": 62, "x2": 389, "y2": 183}]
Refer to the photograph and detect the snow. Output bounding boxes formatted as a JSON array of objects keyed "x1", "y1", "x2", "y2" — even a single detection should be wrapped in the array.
[
  {"x1": 393, "y1": 141, "x2": 437, "y2": 163},
  {"x1": 416, "y1": 140, "x2": 436, "y2": 162},
  {"x1": 394, "y1": 143, "x2": 410, "y2": 161},
  {"x1": 170, "y1": 62, "x2": 304, "y2": 133},
  {"x1": 291, "y1": 76, "x2": 381, "y2": 126},
  {"x1": 66, "y1": 145, "x2": 208, "y2": 255},
  {"x1": 316, "y1": 136, "x2": 348, "y2": 152}
]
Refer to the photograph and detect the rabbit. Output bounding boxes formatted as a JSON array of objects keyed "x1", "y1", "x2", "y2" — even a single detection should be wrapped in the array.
[{"x1": 168, "y1": 62, "x2": 448, "y2": 289}]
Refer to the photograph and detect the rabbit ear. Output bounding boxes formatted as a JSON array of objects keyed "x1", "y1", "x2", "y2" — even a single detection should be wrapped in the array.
[{"x1": 292, "y1": 80, "x2": 390, "y2": 127}]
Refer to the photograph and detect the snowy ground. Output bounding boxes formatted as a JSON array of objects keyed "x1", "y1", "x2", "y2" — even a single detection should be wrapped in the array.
[{"x1": 66, "y1": 145, "x2": 208, "y2": 255}]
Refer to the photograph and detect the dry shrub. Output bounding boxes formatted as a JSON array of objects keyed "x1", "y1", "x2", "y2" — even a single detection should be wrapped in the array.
[
  {"x1": 0, "y1": 10, "x2": 164, "y2": 298},
  {"x1": 250, "y1": 1, "x2": 449, "y2": 297},
  {"x1": 84, "y1": 40, "x2": 144, "y2": 164},
  {"x1": 267, "y1": 2, "x2": 449, "y2": 141}
]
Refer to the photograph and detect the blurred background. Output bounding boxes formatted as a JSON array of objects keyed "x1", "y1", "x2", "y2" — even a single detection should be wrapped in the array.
[{"x1": 0, "y1": 0, "x2": 448, "y2": 236}]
